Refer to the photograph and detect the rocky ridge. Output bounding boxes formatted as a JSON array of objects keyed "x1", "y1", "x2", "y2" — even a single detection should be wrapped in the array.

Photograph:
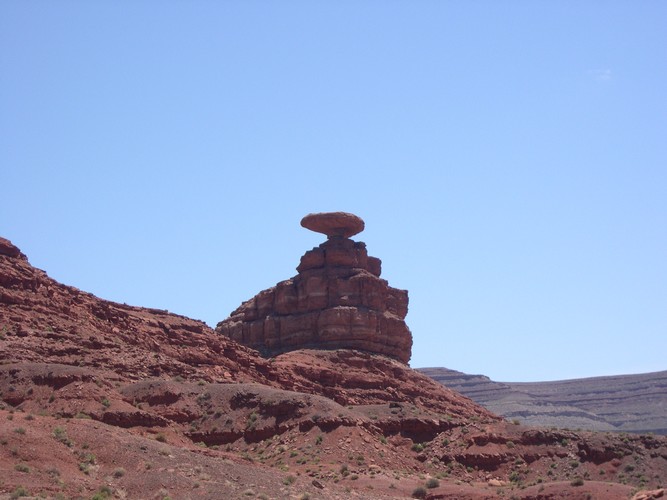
[
  {"x1": 216, "y1": 212, "x2": 413, "y2": 363},
  {"x1": 421, "y1": 367, "x2": 667, "y2": 434}
]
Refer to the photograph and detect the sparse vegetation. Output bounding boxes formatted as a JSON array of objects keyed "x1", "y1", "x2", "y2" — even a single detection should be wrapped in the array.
[
  {"x1": 425, "y1": 478, "x2": 440, "y2": 488},
  {"x1": 411, "y1": 443, "x2": 424, "y2": 452},
  {"x1": 10, "y1": 486, "x2": 29, "y2": 499},
  {"x1": 14, "y1": 463, "x2": 30, "y2": 473},
  {"x1": 53, "y1": 427, "x2": 73, "y2": 447},
  {"x1": 91, "y1": 486, "x2": 113, "y2": 500},
  {"x1": 570, "y1": 477, "x2": 585, "y2": 486},
  {"x1": 412, "y1": 486, "x2": 427, "y2": 499},
  {"x1": 79, "y1": 455, "x2": 96, "y2": 475}
]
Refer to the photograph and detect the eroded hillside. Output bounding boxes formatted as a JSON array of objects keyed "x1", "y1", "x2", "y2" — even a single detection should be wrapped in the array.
[{"x1": 1, "y1": 234, "x2": 666, "y2": 499}]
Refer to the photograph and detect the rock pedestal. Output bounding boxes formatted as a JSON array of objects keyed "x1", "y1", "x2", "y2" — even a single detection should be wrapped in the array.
[{"x1": 216, "y1": 213, "x2": 413, "y2": 363}]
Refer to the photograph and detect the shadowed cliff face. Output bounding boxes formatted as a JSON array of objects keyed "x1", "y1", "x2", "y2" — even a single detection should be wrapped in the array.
[{"x1": 216, "y1": 214, "x2": 413, "y2": 363}]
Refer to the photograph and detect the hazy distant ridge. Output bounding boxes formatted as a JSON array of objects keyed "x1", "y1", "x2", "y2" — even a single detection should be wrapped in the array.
[{"x1": 419, "y1": 368, "x2": 667, "y2": 435}]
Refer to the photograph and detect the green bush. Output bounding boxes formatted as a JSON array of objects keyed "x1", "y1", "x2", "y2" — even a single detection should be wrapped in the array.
[{"x1": 425, "y1": 477, "x2": 440, "y2": 488}]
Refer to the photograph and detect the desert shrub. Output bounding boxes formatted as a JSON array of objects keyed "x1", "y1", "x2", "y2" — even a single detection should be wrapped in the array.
[
  {"x1": 246, "y1": 412, "x2": 258, "y2": 429},
  {"x1": 112, "y1": 467, "x2": 125, "y2": 478},
  {"x1": 425, "y1": 477, "x2": 440, "y2": 488},
  {"x1": 53, "y1": 427, "x2": 70, "y2": 445},
  {"x1": 283, "y1": 475, "x2": 296, "y2": 485},
  {"x1": 91, "y1": 485, "x2": 113, "y2": 500},
  {"x1": 411, "y1": 486, "x2": 427, "y2": 499},
  {"x1": 10, "y1": 486, "x2": 28, "y2": 499},
  {"x1": 14, "y1": 463, "x2": 30, "y2": 473},
  {"x1": 411, "y1": 443, "x2": 424, "y2": 452},
  {"x1": 155, "y1": 433, "x2": 167, "y2": 443},
  {"x1": 570, "y1": 477, "x2": 585, "y2": 487}
]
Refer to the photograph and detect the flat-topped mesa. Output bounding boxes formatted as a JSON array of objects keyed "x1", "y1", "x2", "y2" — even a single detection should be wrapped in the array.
[{"x1": 216, "y1": 212, "x2": 413, "y2": 363}]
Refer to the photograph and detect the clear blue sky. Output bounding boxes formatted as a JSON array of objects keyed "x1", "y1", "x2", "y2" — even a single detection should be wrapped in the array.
[{"x1": 2, "y1": 2, "x2": 665, "y2": 382}]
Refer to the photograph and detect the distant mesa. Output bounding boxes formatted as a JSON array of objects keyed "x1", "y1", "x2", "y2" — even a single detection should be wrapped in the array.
[
  {"x1": 301, "y1": 212, "x2": 365, "y2": 239},
  {"x1": 216, "y1": 212, "x2": 413, "y2": 363}
]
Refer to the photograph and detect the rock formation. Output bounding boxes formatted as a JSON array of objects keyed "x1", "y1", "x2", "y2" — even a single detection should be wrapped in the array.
[
  {"x1": 421, "y1": 367, "x2": 667, "y2": 434},
  {"x1": 3, "y1": 235, "x2": 667, "y2": 499},
  {"x1": 216, "y1": 212, "x2": 413, "y2": 363}
]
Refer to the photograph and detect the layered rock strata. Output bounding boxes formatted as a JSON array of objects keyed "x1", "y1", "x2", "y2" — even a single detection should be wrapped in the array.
[{"x1": 216, "y1": 213, "x2": 413, "y2": 363}]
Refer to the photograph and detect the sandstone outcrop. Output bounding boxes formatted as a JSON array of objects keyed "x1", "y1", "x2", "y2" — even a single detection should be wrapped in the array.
[
  {"x1": 300, "y1": 211, "x2": 365, "y2": 238},
  {"x1": 216, "y1": 212, "x2": 413, "y2": 363}
]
